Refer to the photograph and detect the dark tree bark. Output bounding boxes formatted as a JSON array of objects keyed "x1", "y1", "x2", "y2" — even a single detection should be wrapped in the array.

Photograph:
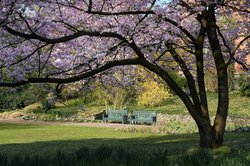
[{"x1": 205, "y1": 6, "x2": 229, "y2": 148}]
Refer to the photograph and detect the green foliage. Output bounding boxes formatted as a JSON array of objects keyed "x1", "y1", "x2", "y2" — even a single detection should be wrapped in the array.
[
  {"x1": 41, "y1": 100, "x2": 53, "y2": 112},
  {"x1": 238, "y1": 75, "x2": 250, "y2": 97},
  {"x1": 0, "y1": 89, "x2": 31, "y2": 111},
  {"x1": 36, "y1": 113, "x2": 56, "y2": 121},
  {"x1": 137, "y1": 80, "x2": 171, "y2": 107},
  {"x1": 31, "y1": 99, "x2": 55, "y2": 114},
  {"x1": 48, "y1": 108, "x2": 81, "y2": 118},
  {"x1": 83, "y1": 82, "x2": 134, "y2": 109},
  {"x1": 0, "y1": 84, "x2": 48, "y2": 111},
  {"x1": 169, "y1": 71, "x2": 188, "y2": 90},
  {"x1": 65, "y1": 98, "x2": 85, "y2": 107}
]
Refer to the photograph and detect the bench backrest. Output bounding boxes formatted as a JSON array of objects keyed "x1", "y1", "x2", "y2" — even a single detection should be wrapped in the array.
[
  {"x1": 132, "y1": 110, "x2": 156, "y2": 121},
  {"x1": 106, "y1": 110, "x2": 128, "y2": 119}
]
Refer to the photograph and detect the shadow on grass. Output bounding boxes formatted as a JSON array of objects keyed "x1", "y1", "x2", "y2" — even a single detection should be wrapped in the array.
[
  {"x1": 0, "y1": 122, "x2": 249, "y2": 156},
  {"x1": 0, "y1": 134, "x2": 249, "y2": 166},
  {"x1": 0, "y1": 133, "x2": 199, "y2": 156}
]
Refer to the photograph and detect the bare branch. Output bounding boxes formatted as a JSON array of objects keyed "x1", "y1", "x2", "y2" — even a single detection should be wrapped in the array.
[
  {"x1": 225, "y1": 34, "x2": 250, "y2": 69},
  {"x1": 232, "y1": 35, "x2": 250, "y2": 56}
]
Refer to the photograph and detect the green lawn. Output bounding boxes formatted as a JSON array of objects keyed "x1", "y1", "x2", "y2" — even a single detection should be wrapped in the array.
[
  {"x1": 0, "y1": 123, "x2": 249, "y2": 155},
  {"x1": 0, "y1": 123, "x2": 193, "y2": 155},
  {"x1": 0, "y1": 123, "x2": 249, "y2": 165},
  {"x1": 138, "y1": 92, "x2": 250, "y2": 119}
]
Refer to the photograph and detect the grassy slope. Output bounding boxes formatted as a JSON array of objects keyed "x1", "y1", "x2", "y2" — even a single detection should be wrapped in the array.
[
  {"x1": 8, "y1": 92, "x2": 249, "y2": 120},
  {"x1": 135, "y1": 92, "x2": 250, "y2": 118}
]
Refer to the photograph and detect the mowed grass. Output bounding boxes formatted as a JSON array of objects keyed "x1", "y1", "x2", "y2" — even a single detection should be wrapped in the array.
[
  {"x1": 0, "y1": 123, "x2": 249, "y2": 165},
  {"x1": 0, "y1": 123, "x2": 198, "y2": 156},
  {"x1": 0, "y1": 123, "x2": 249, "y2": 155}
]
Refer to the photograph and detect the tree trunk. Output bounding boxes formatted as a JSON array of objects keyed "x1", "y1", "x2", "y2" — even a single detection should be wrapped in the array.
[
  {"x1": 212, "y1": 123, "x2": 225, "y2": 147},
  {"x1": 140, "y1": 58, "x2": 226, "y2": 149},
  {"x1": 205, "y1": 5, "x2": 229, "y2": 148},
  {"x1": 198, "y1": 122, "x2": 226, "y2": 148},
  {"x1": 198, "y1": 125, "x2": 215, "y2": 148},
  {"x1": 212, "y1": 67, "x2": 228, "y2": 147},
  {"x1": 197, "y1": 117, "x2": 227, "y2": 148},
  {"x1": 195, "y1": 116, "x2": 217, "y2": 148}
]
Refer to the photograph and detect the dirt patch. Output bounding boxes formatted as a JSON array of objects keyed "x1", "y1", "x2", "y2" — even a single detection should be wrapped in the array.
[{"x1": 9, "y1": 112, "x2": 25, "y2": 119}]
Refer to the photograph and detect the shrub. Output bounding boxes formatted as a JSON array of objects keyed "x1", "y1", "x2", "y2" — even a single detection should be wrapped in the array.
[
  {"x1": 36, "y1": 113, "x2": 55, "y2": 121},
  {"x1": 0, "y1": 89, "x2": 32, "y2": 110},
  {"x1": 41, "y1": 100, "x2": 53, "y2": 112},
  {"x1": 238, "y1": 75, "x2": 250, "y2": 97},
  {"x1": 0, "y1": 84, "x2": 47, "y2": 111},
  {"x1": 137, "y1": 80, "x2": 171, "y2": 107},
  {"x1": 65, "y1": 98, "x2": 84, "y2": 107},
  {"x1": 84, "y1": 82, "x2": 134, "y2": 109}
]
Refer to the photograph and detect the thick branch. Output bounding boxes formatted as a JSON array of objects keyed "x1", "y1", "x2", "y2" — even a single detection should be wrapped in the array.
[
  {"x1": 86, "y1": 10, "x2": 154, "y2": 16},
  {"x1": 232, "y1": 35, "x2": 250, "y2": 56},
  {"x1": 207, "y1": 6, "x2": 229, "y2": 146},
  {"x1": 139, "y1": 58, "x2": 203, "y2": 125},
  {"x1": 5, "y1": 26, "x2": 127, "y2": 44},
  {"x1": 161, "y1": 16, "x2": 196, "y2": 43},
  {"x1": 0, "y1": 58, "x2": 140, "y2": 87},
  {"x1": 226, "y1": 34, "x2": 250, "y2": 69},
  {"x1": 168, "y1": 45, "x2": 201, "y2": 113},
  {"x1": 195, "y1": 11, "x2": 209, "y2": 118}
]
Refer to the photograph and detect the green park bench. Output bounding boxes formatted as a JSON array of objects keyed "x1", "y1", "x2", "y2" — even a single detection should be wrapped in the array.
[
  {"x1": 102, "y1": 110, "x2": 128, "y2": 124},
  {"x1": 130, "y1": 110, "x2": 157, "y2": 125}
]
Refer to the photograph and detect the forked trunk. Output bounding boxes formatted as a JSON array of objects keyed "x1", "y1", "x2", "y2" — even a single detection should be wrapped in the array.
[
  {"x1": 196, "y1": 118, "x2": 217, "y2": 148},
  {"x1": 198, "y1": 125, "x2": 214, "y2": 148},
  {"x1": 201, "y1": 5, "x2": 229, "y2": 149},
  {"x1": 198, "y1": 122, "x2": 225, "y2": 149}
]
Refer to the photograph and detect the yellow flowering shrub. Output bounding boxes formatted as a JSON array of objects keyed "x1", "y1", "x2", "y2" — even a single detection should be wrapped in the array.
[{"x1": 137, "y1": 80, "x2": 171, "y2": 107}]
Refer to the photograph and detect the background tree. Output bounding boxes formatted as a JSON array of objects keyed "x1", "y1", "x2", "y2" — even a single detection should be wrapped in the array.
[{"x1": 0, "y1": 0, "x2": 249, "y2": 148}]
